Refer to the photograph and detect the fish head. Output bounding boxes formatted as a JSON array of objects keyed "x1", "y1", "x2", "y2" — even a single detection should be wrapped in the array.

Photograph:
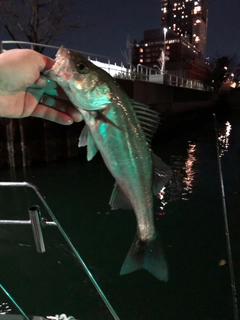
[{"x1": 48, "y1": 46, "x2": 112, "y2": 111}]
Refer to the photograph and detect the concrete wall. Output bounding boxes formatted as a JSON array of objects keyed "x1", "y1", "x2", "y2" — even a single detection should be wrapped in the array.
[
  {"x1": 0, "y1": 118, "x2": 85, "y2": 168},
  {"x1": 116, "y1": 79, "x2": 215, "y2": 117}
]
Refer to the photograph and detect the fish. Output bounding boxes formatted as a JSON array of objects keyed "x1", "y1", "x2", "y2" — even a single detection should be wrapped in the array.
[{"x1": 47, "y1": 46, "x2": 172, "y2": 281}]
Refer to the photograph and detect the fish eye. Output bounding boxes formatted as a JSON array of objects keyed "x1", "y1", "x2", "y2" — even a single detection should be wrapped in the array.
[{"x1": 77, "y1": 62, "x2": 88, "y2": 73}]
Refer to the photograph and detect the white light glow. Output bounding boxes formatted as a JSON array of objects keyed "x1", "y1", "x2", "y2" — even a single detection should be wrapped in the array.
[
  {"x1": 182, "y1": 142, "x2": 196, "y2": 199},
  {"x1": 193, "y1": 6, "x2": 201, "y2": 14},
  {"x1": 218, "y1": 121, "x2": 232, "y2": 157}
]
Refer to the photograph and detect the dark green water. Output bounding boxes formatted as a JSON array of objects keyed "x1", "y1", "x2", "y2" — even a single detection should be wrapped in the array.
[{"x1": 0, "y1": 110, "x2": 239, "y2": 319}]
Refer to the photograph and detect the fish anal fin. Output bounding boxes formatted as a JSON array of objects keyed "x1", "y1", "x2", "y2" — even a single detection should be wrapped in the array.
[
  {"x1": 152, "y1": 153, "x2": 173, "y2": 194},
  {"x1": 120, "y1": 232, "x2": 168, "y2": 282},
  {"x1": 109, "y1": 183, "x2": 132, "y2": 210}
]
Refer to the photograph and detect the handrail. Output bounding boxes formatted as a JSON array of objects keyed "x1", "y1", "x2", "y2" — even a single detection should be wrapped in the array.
[
  {"x1": 0, "y1": 181, "x2": 120, "y2": 320},
  {"x1": 0, "y1": 40, "x2": 130, "y2": 79},
  {"x1": 0, "y1": 40, "x2": 125, "y2": 66},
  {"x1": 137, "y1": 63, "x2": 213, "y2": 91},
  {"x1": 1, "y1": 40, "x2": 213, "y2": 86}
]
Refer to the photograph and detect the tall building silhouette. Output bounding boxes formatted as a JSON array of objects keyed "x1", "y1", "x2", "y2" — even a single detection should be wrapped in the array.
[
  {"x1": 161, "y1": 0, "x2": 208, "y2": 56},
  {"x1": 132, "y1": 0, "x2": 209, "y2": 81}
]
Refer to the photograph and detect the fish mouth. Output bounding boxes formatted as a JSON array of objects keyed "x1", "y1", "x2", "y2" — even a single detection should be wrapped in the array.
[{"x1": 50, "y1": 46, "x2": 73, "y2": 80}]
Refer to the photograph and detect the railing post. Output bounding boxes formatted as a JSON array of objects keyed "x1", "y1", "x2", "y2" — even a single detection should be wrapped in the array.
[{"x1": 28, "y1": 205, "x2": 46, "y2": 253}]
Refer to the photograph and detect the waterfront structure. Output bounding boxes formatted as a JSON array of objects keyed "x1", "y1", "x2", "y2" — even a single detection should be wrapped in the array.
[
  {"x1": 133, "y1": 28, "x2": 207, "y2": 81},
  {"x1": 160, "y1": 0, "x2": 208, "y2": 57},
  {"x1": 132, "y1": 1, "x2": 209, "y2": 82}
]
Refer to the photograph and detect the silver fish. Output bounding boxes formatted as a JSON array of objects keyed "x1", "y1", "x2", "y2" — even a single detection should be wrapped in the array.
[{"x1": 47, "y1": 46, "x2": 172, "y2": 281}]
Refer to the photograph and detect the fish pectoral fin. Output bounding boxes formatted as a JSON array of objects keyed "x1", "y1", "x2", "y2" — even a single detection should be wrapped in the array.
[
  {"x1": 78, "y1": 125, "x2": 98, "y2": 161},
  {"x1": 78, "y1": 125, "x2": 88, "y2": 147},
  {"x1": 152, "y1": 153, "x2": 173, "y2": 194},
  {"x1": 120, "y1": 232, "x2": 169, "y2": 282},
  {"x1": 109, "y1": 183, "x2": 132, "y2": 210}
]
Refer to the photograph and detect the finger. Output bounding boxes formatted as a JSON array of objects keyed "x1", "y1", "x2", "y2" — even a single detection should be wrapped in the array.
[
  {"x1": 40, "y1": 94, "x2": 56, "y2": 107},
  {"x1": 31, "y1": 76, "x2": 69, "y2": 100},
  {"x1": 32, "y1": 75, "x2": 58, "y2": 97},
  {"x1": 40, "y1": 95, "x2": 83, "y2": 122},
  {"x1": 54, "y1": 99, "x2": 83, "y2": 122},
  {"x1": 31, "y1": 103, "x2": 74, "y2": 125},
  {"x1": 41, "y1": 55, "x2": 55, "y2": 71},
  {"x1": 27, "y1": 87, "x2": 45, "y2": 104}
]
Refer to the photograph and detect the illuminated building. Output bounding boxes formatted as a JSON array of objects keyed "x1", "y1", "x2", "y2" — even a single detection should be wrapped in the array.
[
  {"x1": 134, "y1": 28, "x2": 208, "y2": 81},
  {"x1": 160, "y1": 0, "x2": 208, "y2": 56},
  {"x1": 132, "y1": 1, "x2": 209, "y2": 81}
]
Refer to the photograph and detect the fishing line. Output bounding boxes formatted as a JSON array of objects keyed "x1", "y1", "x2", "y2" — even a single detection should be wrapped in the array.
[{"x1": 213, "y1": 113, "x2": 239, "y2": 320}]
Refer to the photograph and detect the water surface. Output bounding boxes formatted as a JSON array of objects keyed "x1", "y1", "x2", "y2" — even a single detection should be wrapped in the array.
[{"x1": 0, "y1": 109, "x2": 239, "y2": 319}]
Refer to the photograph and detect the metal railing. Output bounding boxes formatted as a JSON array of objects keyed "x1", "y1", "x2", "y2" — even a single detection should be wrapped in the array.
[
  {"x1": 1, "y1": 40, "x2": 213, "y2": 88},
  {"x1": 0, "y1": 40, "x2": 130, "y2": 79},
  {"x1": 0, "y1": 181, "x2": 120, "y2": 320},
  {"x1": 137, "y1": 64, "x2": 213, "y2": 91}
]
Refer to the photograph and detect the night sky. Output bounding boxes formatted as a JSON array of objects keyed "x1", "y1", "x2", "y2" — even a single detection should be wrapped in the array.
[
  {"x1": 1, "y1": 0, "x2": 240, "y2": 63},
  {"x1": 56, "y1": 0, "x2": 240, "y2": 63}
]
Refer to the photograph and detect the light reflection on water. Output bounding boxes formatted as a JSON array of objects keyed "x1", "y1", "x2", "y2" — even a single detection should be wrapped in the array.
[
  {"x1": 0, "y1": 112, "x2": 238, "y2": 319},
  {"x1": 158, "y1": 119, "x2": 233, "y2": 216},
  {"x1": 218, "y1": 121, "x2": 232, "y2": 157},
  {"x1": 182, "y1": 142, "x2": 196, "y2": 199},
  {"x1": 157, "y1": 141, "x2": 197, "y2": 215},
  {"x1": 0, "y1": 302, "x2": 12, "y2": 314}
]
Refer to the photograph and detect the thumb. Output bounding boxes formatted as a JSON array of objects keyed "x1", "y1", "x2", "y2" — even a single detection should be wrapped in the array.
[{"x1": 41, "y1": 55, "x2": 55, "y2": 72}]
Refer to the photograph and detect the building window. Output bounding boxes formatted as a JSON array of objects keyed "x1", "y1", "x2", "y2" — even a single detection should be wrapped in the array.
[{"x1": 193, "y1": 6, "x2": 201, "y2": 14}]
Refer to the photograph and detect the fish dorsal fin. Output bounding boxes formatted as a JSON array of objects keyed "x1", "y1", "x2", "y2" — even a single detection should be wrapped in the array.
[
  {"x1": 129, "y1": 99, "x2": 160, "y2": 143},
  {"x1": 78, "y1": 125, "x2": 98, "y2": 161},
  {"x1": 109, "y1": 183, "x2": 133, "y2": 210},
  {"x1": 152, "y1": 153, "x2": 173, "y2": 195}
]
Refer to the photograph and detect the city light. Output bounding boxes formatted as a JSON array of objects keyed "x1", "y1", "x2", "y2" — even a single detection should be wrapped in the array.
[
  {"x1": 161, "y1": 27, "x2": 168, "y2": 74},
  {"x1": 218, "y1": 122, "x2": 232, "y2": 157}
]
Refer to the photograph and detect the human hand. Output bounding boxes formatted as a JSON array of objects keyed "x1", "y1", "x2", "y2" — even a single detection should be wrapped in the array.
[{"x1": 0, "y1": 49, "x2": 82, "y2": 125}]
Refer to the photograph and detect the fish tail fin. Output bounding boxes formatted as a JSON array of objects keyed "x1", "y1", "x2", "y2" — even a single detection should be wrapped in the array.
[{"x1": 120, "y1": 232, "x2": 168, "y2": 282}]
